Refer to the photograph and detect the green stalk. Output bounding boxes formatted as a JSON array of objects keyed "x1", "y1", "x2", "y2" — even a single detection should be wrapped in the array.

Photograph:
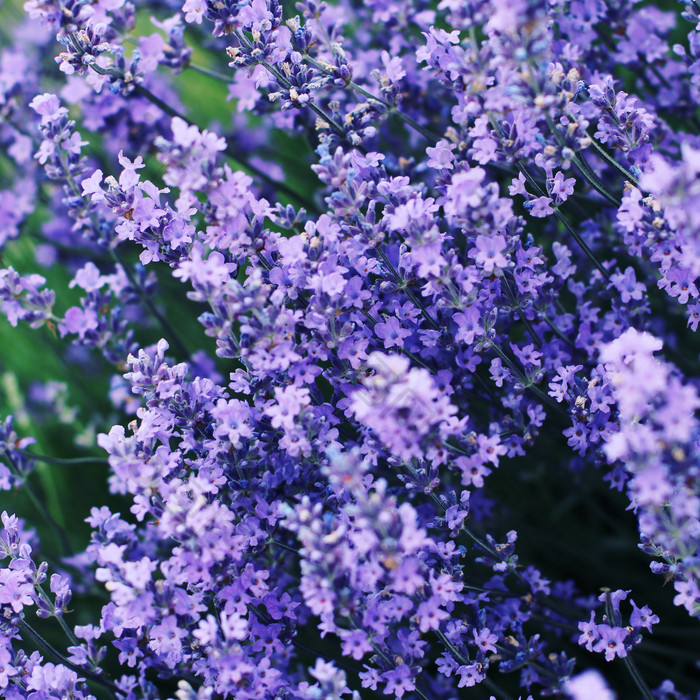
[
  {"x1": 13, "y1": 448, "x2": 108, "y2": 467},
  {"x1": 586, "y1": 132, "x2": 641, "y2": 189},
  {"x1": 187, "y1": 63, "x2": 233, "y2": 83},
  {"x1": 621, "y1": 654, "x2": 656, "y2": 700},
  {"x1": 3, "y1": 452, "x2": 72, "y2": 556},
  {"x1": 110, "y1": 249, "x2": 192, "y2": 362}
]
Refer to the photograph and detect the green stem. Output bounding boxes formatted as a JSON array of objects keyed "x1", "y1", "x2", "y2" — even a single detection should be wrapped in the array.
[
  {"x1": 270, "y1": 538, "x2": 298, "y2": 555},
  {"x1": 13, "y1": 448, "x2": 108, "y2": 467},
  {"x1": 47, "y1": 598, "x2": 80, "y2": 647},
  {"x1": 523, "y1": 59, "x2": 620, "y2": 205},
  {"x1": 436, "y1": 629, "x2": 470, "y2": 664},
  {"x1": 111, "y1": 249, "x2": 192, "y2": 362},
  {"x1": 621, "y1": 654, "x2": 656, "y2": 700},
  {"x1": 586, "y1": 132, "x2": 641, "y2": 189},
  {"x1": 540, "y1": 313, "x2": 577, "y2": 349},
  {"x1": 137, "y1": 81, "x2": 310, "y2": 198},
  {"x1": 572, "y1": 148, "x2": 621, "y2": 206},
  {"x1": 187, "y1": 62, "x2": 233, "y2": 83},
  {"x1": 24, "y1": 482, "x2": 72, "y2": 555},
  {"x1": 518, "y1": 311, "x2": 542, "y2": 348},
  {"x1": 460, "y1": 525, "x2": 498, "y2": 560},
  {"x1": 3, "y1": 452, "x2": 72, "y2": 557},
  {"x1": 472, "y1": 369, "x2": 502, "y2": 404},
  {"x1": 132, "y1": 83, "x2": 187, "y2": 121},
  {"x1": 552, "y1": 204, "x2": 611, "y2": 281},
  {"x1": 399, "y1": 347, "x2": 433, "y2": 370}
]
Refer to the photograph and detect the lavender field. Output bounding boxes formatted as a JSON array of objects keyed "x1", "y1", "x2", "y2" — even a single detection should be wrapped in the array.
[{"x1": 0, "y1": 0, "x2": 698, "y2": 698}]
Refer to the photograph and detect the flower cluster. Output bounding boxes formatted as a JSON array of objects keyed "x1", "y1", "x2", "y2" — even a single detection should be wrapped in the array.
[
  {"x1": 578, "y1": 589, "x2": 660, "y2": 661},
  {"x1": 0, "y1": 0, "x2": 697, "y2": 698}
]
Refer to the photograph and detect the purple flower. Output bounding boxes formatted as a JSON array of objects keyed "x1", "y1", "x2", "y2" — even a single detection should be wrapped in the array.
[
  {"x1": 265, "y1": 385, "x2": 310, "y2": 431},
  {"x1": 456, "y1": 663, "x2": 485, "y2": 688},
  {"x1": 382, "y1": 664, "x2": 415, "y2": 698},
  {"x1": 444, "y1": 168, "x2": 486, "y2": 220},
  {"x1": 610, "y1": 267, "x2": 644, "y2": 304},
  {"x1": 148, "y1": 615, "x2": 188, "y2": 668},
  {"x1": 0, "y1": 646, "x2": 18, "y2": 688},
  {"x1": 340, "y1": 629, "x2": 372, "y2": 660},
  {"x1": 629, "y1": 600, "x2": 659, "y2": 632},
  {"x1": 0, "y1": 569, "x2": 34, "y2": 612},
  {"x1": 528, "y1": 196, "x2": 555, "y2": 218},
  {"x1": 3, "y1": 0, "x2": 700, "y2": 696},
  {"x1": 375, "y1": 317, "x2": 411, "y2": 349},
  {"x1": 593, "y1": 625, "x2": 628, "y2": 661},
  {"x1": 113, "y1": 637, "x2": 143, "y2": 668},
  {"x1": 416, "y1": 597, "x2": 449, "y2": 633},
  {"x1": 470, "y1": 234, "x2": 509, "y2": 274},
  {"x1": 29, "y1": 93, "x2": 66, "y2": 122},
  {"x1": 360, "y1": 665, "x2": 380, "y2": 691},
  {"x1": 454, "y1": 305, "x2": 483, "y2": 344},
  {"x1": 549, "y1": 171, "x2": 576, "y2": 203},
  {"x1": 578, "y1": 612, "x2": 599, "y2": 652},
  {"x1": 473, "y1": 627, "x2": 498, "y2": 655},
  {"x1": 59, "y1": 306, "x2": 99, "y2": 339}
]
